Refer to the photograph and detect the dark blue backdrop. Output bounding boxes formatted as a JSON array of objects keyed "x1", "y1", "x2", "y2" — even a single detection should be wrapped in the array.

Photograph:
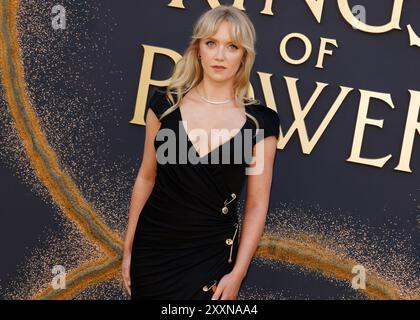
[{"x1": 0, "y1": 0, "x2": 418, "y2": 299}]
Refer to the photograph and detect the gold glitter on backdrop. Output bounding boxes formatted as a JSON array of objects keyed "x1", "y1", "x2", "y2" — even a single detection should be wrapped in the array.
[{"x1": 0, "y1": 0, "x2": 418, "y2": 300}]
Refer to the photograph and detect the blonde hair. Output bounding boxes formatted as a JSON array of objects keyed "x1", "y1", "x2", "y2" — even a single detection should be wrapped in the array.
[{"x1": 158, "y1": 5, "x2": 260, "y2": 129}]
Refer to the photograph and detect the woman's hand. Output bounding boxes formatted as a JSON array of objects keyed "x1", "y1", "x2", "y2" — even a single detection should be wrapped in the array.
[
  {"x1": 211, "y1": 271, "x2": 244, "y2": 300},
  {"x1": 122, "y1": 251, "x2": 132, "y2": 297}
]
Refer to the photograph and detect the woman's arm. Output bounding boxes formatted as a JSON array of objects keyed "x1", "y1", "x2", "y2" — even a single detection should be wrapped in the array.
[
  {"x1": 122, "y1": 109, "x2": 161, "y2": 296},
  {"x1": 211, "y1": 135, "x2": 278, "y2": 300},
  {"x1": 232, "y1": 135, "x2": 278, "y2": 279}
]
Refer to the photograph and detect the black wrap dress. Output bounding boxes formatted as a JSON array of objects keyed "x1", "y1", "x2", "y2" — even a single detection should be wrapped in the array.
[{"x1": 130, "y1": 87, "x2": 280, "y2": 300}]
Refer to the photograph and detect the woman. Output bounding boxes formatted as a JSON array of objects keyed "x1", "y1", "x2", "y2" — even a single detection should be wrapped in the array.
[{"x1": 122, "y1": 5, "x2": 280, "y2": 300}]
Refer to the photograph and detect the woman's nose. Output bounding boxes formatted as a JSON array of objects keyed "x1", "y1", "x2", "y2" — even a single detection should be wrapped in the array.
[{"x1": 215, "y1": 46, "x2": 226, "y2": 58}]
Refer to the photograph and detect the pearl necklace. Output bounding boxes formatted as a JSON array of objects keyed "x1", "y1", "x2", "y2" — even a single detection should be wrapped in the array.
[
  {"x1": 199, "y1": 95, "x2": 233, "y2": 105},
  {"x1": 197, "y1": 86, "x2": 234, "y2": 105}
]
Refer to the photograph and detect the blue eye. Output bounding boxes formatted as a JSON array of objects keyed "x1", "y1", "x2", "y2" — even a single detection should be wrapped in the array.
[{"x1": 206, "y1": 41, "x2": 238, "y2": 49}]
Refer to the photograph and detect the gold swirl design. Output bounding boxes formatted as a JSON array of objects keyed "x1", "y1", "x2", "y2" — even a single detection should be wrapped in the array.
[
  {"x1": 0, "y1": 0, "x2": 123, "y2": 300},
  {"x1": 256, "y1": 234, "x2": 410, "y2": 300}
]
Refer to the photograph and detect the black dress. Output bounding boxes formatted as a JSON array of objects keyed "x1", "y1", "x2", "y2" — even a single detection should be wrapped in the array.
[{"x1": 130, "y1": 87, "x2": 280, "y2": 300}]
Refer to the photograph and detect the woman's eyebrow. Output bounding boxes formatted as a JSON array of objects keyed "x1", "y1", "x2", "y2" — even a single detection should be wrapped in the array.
[{"x1": 207, "y1": 37, "x2": 234, "y2": 43}]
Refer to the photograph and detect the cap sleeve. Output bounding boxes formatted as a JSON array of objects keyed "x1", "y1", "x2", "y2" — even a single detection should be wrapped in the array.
[
  {"x1": 144, "y1": 87, "x2": 171, "y2": 122},
  {"x1": 253, "y1": 105, "x2": 280, "y2": 143}
]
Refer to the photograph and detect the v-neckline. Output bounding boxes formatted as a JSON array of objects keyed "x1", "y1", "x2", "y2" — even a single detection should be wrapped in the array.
[{"x1": 177, "y1": 106, "x2": 248, "y2": 160}]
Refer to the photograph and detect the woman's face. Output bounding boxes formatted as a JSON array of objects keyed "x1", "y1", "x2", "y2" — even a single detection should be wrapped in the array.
[{"x1": 198, "y1": 20, "x2": 245, "y2": 83}]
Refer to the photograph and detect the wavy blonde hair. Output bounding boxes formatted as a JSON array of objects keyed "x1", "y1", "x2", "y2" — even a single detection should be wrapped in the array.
[{"x1": 158, "y1": 5, "x2": 260, "y2": 129}]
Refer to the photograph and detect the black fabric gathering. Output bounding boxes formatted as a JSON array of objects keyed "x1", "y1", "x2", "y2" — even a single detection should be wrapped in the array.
[{"x1": 130, "y1": 87, "x2": 280, "y2": 300}]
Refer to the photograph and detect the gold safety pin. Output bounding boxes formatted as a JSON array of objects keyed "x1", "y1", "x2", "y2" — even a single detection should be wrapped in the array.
[
  {"x1": 202, "y1": 279, "x2": 218, "y2": 292},
  {"x1": 222, "y1": 193, "x2": 236, "y2": 214},
  {"x1": 226, "y1": 223, "x2": 239, "y2": 263}
]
